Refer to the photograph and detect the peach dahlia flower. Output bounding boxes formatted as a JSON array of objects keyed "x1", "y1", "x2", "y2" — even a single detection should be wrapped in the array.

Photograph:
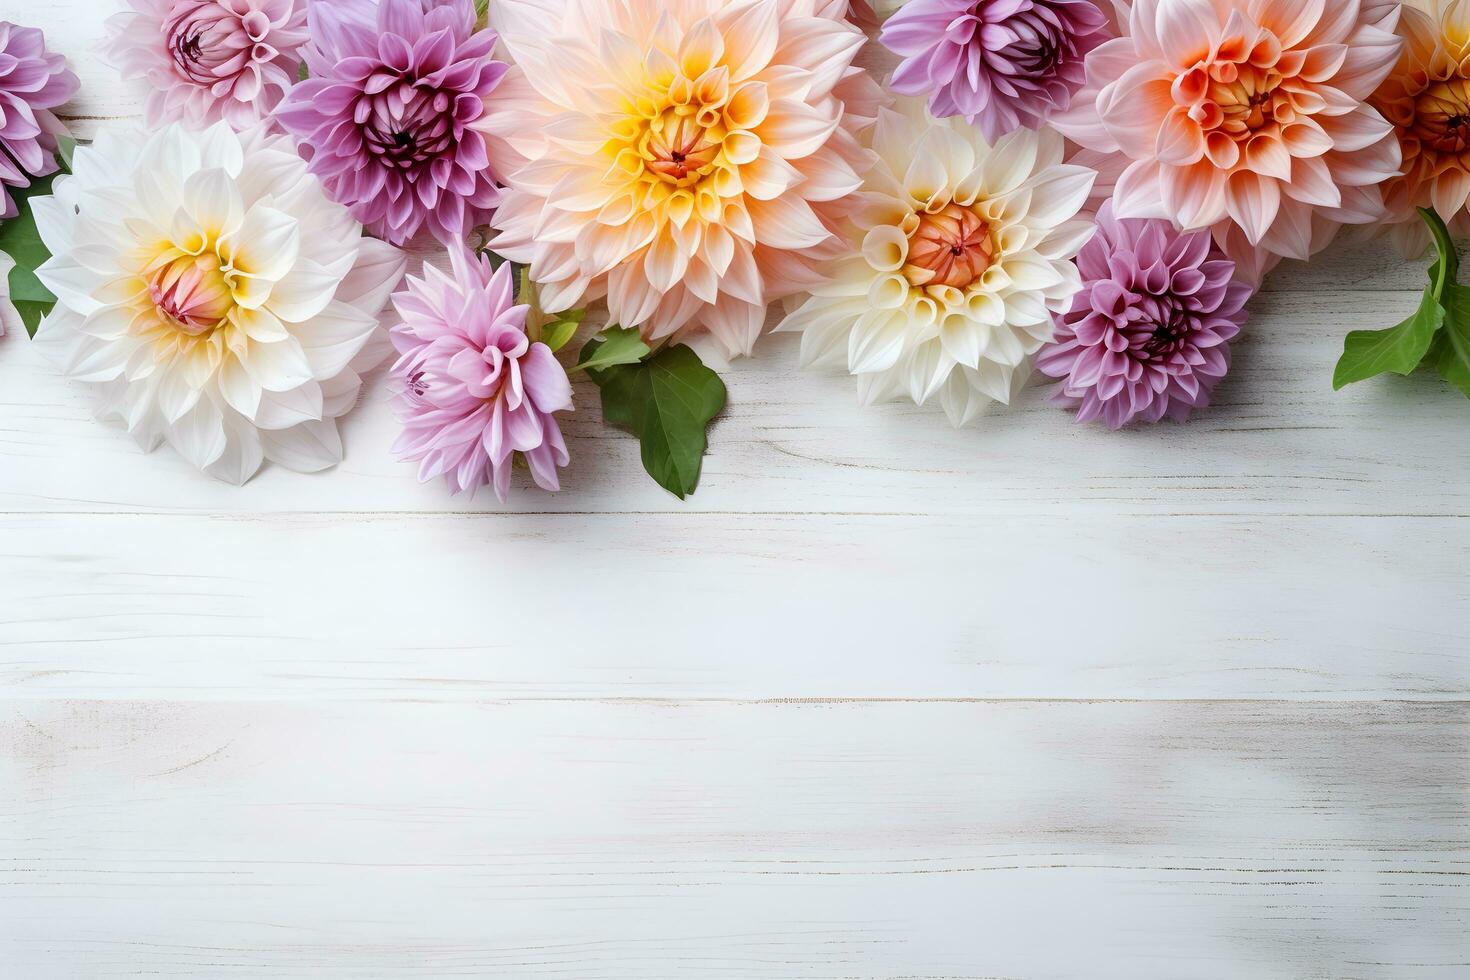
[
  {"x1": 1053, "y1": 0, "x2": 1404, "y2": 285},
  {"x1": 1372, "y1": 0, "x2": 1470, "y2": 254},
  {"x1": 481, "y1": 0, "x2": 883, "y2": 359}
]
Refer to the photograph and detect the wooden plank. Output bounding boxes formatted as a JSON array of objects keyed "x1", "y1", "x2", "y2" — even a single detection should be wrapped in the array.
[
  {"x1": 1, "y1": 512, "x2": 1465, "y2": 700},
  {"x1": 1, "y1": 698, "x2": 1465, "y2": 978},
  {"x1": 2, "y1": 290, "x2": 1467, "y2": 517}
]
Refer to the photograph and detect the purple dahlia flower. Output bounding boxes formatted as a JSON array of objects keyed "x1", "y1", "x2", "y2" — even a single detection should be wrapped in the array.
[
  {"x1": 880, "y1": 0, "x2": 1111, "y2": 142},
  {"x1": 1036, "y1": 202, "x2": 1251, "y2": 429},
  {"x1": 275, "y1": 0, "x2": 507, "y2": 246},
  {"x1": 0, "y1": 22, "x2": 78, "y2": 221}
]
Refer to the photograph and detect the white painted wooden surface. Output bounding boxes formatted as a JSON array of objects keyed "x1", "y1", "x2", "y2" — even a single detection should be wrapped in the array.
[{"x1": 1, "y1": 4, "x2": 1467, "y2": 977}]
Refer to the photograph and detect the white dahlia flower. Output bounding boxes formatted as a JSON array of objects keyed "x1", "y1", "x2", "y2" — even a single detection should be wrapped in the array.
[
  {"x1": 31, "y1": 122, "x2": 406, "y2": 483},
  {"x1": 776, "y1": 99, "x2": 1095, "y2": 425}
]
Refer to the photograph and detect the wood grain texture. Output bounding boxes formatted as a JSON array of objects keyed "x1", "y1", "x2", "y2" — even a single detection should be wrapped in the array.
[
  {"x1": 0, "y1": 512, "x2": 1466, "y2": 701},
  {"x1": 3, "y1": 699, "x2": 1467, "y2": 979},
  {"x1": 3, "y1": 290, "x2": 1468, "y2": 516},
  {"x1": 1, "y1": 4, "x2": 1467, "y2": 976}
]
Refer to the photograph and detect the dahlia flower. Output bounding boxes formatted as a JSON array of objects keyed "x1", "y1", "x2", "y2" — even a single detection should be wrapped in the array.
[
  {"x1": 30, "y1": 122, "x2": 406, "y2": 484},
  {"x1": 1036, "y1": 202, "x2": 1250, "y2": 428},
  {"x1": 0, "y1": 22, "x2": 78, "y2": 221},
  {"x1": 881, "y1": 0, "x2": 1112, "y2": 142},
  {"x1": 482, "y1": 0, "x2": 884, "y2": 360},
  {"x1": 1372, "y1": 0, "x2": 1470, "y2": 255},
  {"x1": 776, "y1": 99, "x2": 1095, "y2": 426},
  {"x1": 275, "y1": 0, "x2": 507, "y2": 246},
  {"x1": 390, "y1": 247, "x2": 572, "y2": 500},
  {"x1": 106, "y1": 0, "x2": 309, "y2": 130},
  {"x1": 1052, "y1": 0, "x2": 1404, "y2": 285}
]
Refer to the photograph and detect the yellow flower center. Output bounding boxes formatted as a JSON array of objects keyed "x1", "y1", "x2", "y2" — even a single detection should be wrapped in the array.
[
  {"x1": 643, "y1": 109, "x2": 722, "y2": 188},
  {"x1": 905, "y1": 204, "x2": 995, "y2": 290},
  {"x1": 1414, "y1": 77, "x2": 1470, "y2": 156},
  {"x1": 145, "y1": 250, "x2": 235, "y2": 337},
  {"x1": 604, "y1": 58, "x2": 767, "y2": 228}
]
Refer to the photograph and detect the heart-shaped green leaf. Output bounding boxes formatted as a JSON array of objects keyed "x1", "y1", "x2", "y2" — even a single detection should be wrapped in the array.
[
  {"x1": 1332, "y1": 286, "x2": 1442, "y2": 389},
  {"x1": 1333, "y1": 207, "x2": 1461, "y2": 392},
  {"x1": 585, "y1": 342, "x2": 726, "y2": 499},
  {"x1": 0, "y1": 171, "x2": 60, "y2": 338}
]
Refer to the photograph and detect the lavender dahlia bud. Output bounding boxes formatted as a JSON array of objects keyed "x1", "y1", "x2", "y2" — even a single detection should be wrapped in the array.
[
  {"x1": 880, "y1": 0, "x2": 1111, "y2": 142},
  {"x1": 106, "y1": 0, "x2": 308, "y2": 130}
]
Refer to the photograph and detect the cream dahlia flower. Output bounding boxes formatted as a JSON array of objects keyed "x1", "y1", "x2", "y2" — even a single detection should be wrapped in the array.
[
  {"x1": 776, "y1": 99, "x2": 1095, "y2": 426},
  {"x1": 481, "y1": 0, "x2": 883, "y2": 360},
  {"x1": 1053, "y1": 0, "x2": 1404, "y2": 286},
  {"x1": 31, "y1": 122, "x2": 406, "y2": 483}
]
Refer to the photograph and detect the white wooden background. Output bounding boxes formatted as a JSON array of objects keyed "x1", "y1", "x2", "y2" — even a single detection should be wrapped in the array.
[{"x1": 2, "y1": 4, "x2": 1468, "y2": 977}]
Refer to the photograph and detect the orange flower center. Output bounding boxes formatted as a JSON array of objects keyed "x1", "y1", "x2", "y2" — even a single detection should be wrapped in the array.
[
  {"x1": 145, "y1": 251, "x2": 234, "y2": 337},
  {"x1": 1197, "y1": 63, "x2": 1288, "y2": 142},
  {"x1": 1414, "y1": 78, "x2": 1470, "y2": 156},
  {"x1": 905, "y1": 204, "x2": 995, "y2": 290},
  {"x1": 643, "y1": 110, "x2": 722, "y2": 188}
]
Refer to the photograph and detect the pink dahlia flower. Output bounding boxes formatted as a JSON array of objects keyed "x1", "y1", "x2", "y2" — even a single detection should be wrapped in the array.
[
  {"x1": 1037, "y1": 202, "x2": 1250, "y2": 428},
  {"x1": 481, "y1": 0, "x2": 883, "y2": 360},
  {"x1": 1052, "y1": 0, "x2": 1404, "y2": 286},
  {"x1": 0, "y1": 22, "x2": 77, "y2": 226},
  {"x1": 390, "y1": 246, "x2": 573, "y2": 501},
  {"x1": 106, "y1": 0, "x2": 308, "y2": 130},
  {"x1": 880, "y1": 0, "x2": 1112, "y2": 142},
  {"x1": 276, "y1": 0, "x2": 507, "y2": 247}
]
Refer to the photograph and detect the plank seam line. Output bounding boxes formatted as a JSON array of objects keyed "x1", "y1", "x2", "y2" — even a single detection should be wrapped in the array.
[
  {"x1": 3, "y1": 696, "x2": 1466, "y2": 706},
  {"x1": 0, "y1": 511, "x2": 1466, "y2": 519}
]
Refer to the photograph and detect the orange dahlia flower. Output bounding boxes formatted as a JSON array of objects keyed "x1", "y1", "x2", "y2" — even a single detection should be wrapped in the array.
[
  {"x1": 1372, "y1": 0, "x2": 1470, "y2": 254},
  {"x1": 1054, "y1": 0, "x2": 1404, "y2": 285}
]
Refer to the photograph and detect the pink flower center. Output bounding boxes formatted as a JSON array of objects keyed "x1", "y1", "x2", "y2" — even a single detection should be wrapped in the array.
[
  {"x1": 147, "y1": 253, "x2": 234, "y2": 336},
  {"x1": 164, "y1": 1, "x2": 237, "y2": 84},
  {"x1": 905, "y1": 204, "x2": 995, "y2": 289},
  {"x1": 1414, "y1": 78, "x2": 1470, "y2": 156}
]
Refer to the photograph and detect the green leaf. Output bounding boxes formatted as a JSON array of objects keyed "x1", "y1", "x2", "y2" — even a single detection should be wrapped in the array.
[
  {"x1": 1431, "y1": 283, "x2": 1470, "y2": 398},
  {"x1": 1332, "y1": 285, "x2": 1443, "y2": 389},
  {"x1": 0, "y1": 172, "x2": 60, "y2": 338},
  {"x1": 576, "y1": 325, "x2": 651, "y2": 373},
  {"x1": 540, "y1": 308, "x2": 584, "y2": 354},
  {"x1": 587, "y1": 344, "x2": 727, "y2": 499},
  {"x1": 56, "y1": 135, "x2": 76, "y2": 174},
  {"x1": 475, "y1": 0, "x2": 490, "y2": 26},
  {"x1": 1332, "y1": 207, "x2": 1458, "y2": 390}
]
